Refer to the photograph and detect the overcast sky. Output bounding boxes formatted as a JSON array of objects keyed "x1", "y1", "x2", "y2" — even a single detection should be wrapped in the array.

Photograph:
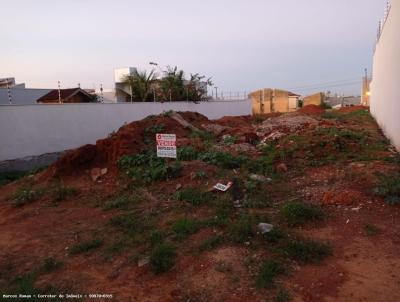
[{"x1": 0, "y1": 0, "x2": 388, "y2": 95}]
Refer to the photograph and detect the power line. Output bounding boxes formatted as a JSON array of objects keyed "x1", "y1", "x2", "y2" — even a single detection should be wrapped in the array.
[
  {"x1": 287, "y1": 80, "x2": 362, "y2": 92},
  {"x1": 286, "y1": 77, "x2": 362, "y2": 91}
]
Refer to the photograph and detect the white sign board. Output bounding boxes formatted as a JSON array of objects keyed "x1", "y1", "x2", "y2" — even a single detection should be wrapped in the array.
[{"x1": 156, "y1": 133, "x2": 177, "y2": 158}]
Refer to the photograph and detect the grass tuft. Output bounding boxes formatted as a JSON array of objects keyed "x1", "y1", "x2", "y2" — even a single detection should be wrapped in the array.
[
  {"x1": 171, "y1": 218, "x2": 200, "y2": 241},
  {"x1": 176, "y1": 187, "x2": 211, "y2": 206},
  {"x1": 12, "y1": 186, "x2": 44, "y2": 207},
  {"x1": 280, "y1": 238, "x2": 332, "y2": 263},
  {"x1": 150, "y1": 243, "x2": 176, "y2": 274},
  {"x1": 69, "y1": 239, "x2": 103, "y2": 255},
  {"x1": 280, "y1": 201, "x2": 324, "y2": 227},
  {"x1": 374, "y1": 173, "x2": 400, "y2": 205},
  {"x1": 256, "y1": 260, "x2": 285, "y2": 288}
]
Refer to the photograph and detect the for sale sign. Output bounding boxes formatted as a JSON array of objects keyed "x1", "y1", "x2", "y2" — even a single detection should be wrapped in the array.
[{"x1": 156, "y1": 133, "x2": 177, "y2": 158}]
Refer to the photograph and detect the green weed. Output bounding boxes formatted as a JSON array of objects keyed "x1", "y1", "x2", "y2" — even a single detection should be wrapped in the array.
[
  {"x1": 229, "y1": 214, "x2": 255, "y2": 243},
  {"x1": 176, "y1": 187, "x2": 212, "y2": 206},
  {"x1": 198, "y1": 235, "x2": 223, "y2": 252},
  {"x1": 150, "y1": 244, "x2": 177, "y2": 274},
  {"x1": 364, "y1": 224, "x2": 380, "y2": 236},
  {"x1": 172, "y1": 218, "x2": 201, "y2": 241},
  {"x1": 69, "y1": 239, "x2": 103, "y2": 255},
  {"x1": 280, "y1": 238, "x2": 332, "y2": 263},
  {"x1": 374, "y1": 173, "x2": 400, "y2": 205},
  {"x1": 177, "y1": 146, "x2": 199, "y2": 161},
  {"x1": 12, "y1": 186, "x2": 44, "y2": 207},
  {"x1": 199, "y1": 151, "x2": 247, "y2": 169},
  {"x1": 52, "y1": 182, "x2": 78, "y2": 202},
  {"x1": 256, "y1": 260, "x2": 285, "y2": 289},
  {"x1": 280, "y1": 201, "x2": 324, "y2": 227}
]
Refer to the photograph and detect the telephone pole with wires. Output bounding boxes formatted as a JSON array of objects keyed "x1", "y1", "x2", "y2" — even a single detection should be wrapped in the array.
[
  {"x1": 6, "y1": 78, "x2": 12, "y2": 104},
  {"x1": 58, "y1": 81, "x2": 61, "y2": 103}
]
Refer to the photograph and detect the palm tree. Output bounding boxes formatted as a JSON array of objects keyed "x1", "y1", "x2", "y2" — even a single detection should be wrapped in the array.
[
  {"x1": 123, "y1": 69, "x2": 156, "y2": 102},
  {"x1": 159, "y1": 66, "x2": 186, "y2": 101}
]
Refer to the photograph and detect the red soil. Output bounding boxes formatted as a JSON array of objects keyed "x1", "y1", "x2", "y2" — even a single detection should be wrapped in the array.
[
  {"x1": 338, "y1": 105, "x2": 369, "y2": 113},
  {"x1": 299, "y1": 104, "x2": 326, "y2": 115}
]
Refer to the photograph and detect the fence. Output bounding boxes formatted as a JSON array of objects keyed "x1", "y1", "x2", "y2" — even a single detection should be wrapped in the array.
[{"x1": 0, "y1": 100, "x2": 251, "y2": 162}]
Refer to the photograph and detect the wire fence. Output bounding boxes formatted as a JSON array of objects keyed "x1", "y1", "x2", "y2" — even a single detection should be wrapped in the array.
[
  {"x1": 376, "y1": 1, "x2": 391, "y2": 44},
  {"x1": 207, "y1": 91, "x2": 249, "y2": 100}
]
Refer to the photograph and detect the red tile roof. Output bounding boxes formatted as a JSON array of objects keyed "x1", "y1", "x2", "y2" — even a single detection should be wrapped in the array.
[{"x1": 36, "y1": 88, "x2": 92, "y2": 102}]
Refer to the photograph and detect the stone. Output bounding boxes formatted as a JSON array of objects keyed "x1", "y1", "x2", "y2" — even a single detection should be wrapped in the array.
[
  {"x1": 90, "y1": 168, "x2": 102, "y2": 182},
  {"x1": 276, "y1": 163, "x2": 288, "y2": 173}
]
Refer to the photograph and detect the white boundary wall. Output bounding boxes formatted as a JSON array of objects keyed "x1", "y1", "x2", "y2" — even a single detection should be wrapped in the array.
[
  {"x1": 370, "y1": 1, "x2": 400, "y2": 151},
  {"x1": 0, "y1": 100, "x2": 251, "y2": 161}
]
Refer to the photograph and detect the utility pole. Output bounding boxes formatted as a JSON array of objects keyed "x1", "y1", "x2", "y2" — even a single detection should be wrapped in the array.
[
  {"x1": 6, "y1": 78, "x2": 12, "y2": 104},
  {"x1": 214, "y1": 87, "x2": 218, "y2": 99},
  {"x1": 130, "y1": 85, "x2": 133, "y2": 103},
  {"x1": 58, "y1": 81, "x2": 61, "y2": 103},
  {"x1": 100, "y1": 84, "x2": 104, "y2": 103}
]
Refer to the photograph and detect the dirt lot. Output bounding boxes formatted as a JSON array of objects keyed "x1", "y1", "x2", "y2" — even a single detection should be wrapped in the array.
[{"x1": 1, "y1": 107, "x2": 400, "y2": 302}]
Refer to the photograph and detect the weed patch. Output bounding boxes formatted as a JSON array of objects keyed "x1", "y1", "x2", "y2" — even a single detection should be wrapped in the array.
[
  {"x1": 280, "y1": 201, "x2": 324, "y2": 227},
  {"x1": 177, "y1": 146, "x2": 199, "y2": 161},
  {"x1": 374, "y1": 173, "x2": 400, "y2": 205},
  {"x1": 364, "y1": 224, "x2": 380, "y2": 236},
  {"x1": 176, "y1": 187, "x2": 212, "y2": 206},
  {"x1": 103, "y1": 194, "x2": 139, "y2": 211},
  {"x1": 199, "y1": 151, "x2": 247, "y2": 169},
  {"x1": 229, "y1": 214, "x2": 255, "y2": 243},
  {"x1": 69, "y1": 239, "x2": 103, "y2": 255},
  {"x1": 12, "y1": 186, "x2": 44, "y2": 207},
  {"x1": 172, "y1": 218, "x2": 201, "y2": 241},
  {"x1": 150, "y1": 244, "x2": 177, "y2": 274},
  {"x1": 198, "y1": 235, "x2": 223, "y2": 252},
  {"x1": 256, "y1": 260, "x2": 285, "y2": 289},
  {"x1": 51, "y1": 182, "x2": 78, "y2": 202},
  {"x1": 280, "y1": 238, "x2": 332, "y2": 263}
]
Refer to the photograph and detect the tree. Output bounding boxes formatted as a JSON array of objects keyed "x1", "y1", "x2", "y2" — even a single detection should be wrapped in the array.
[
  {"x1": 187, "y1": 73, "x2": 213, "y2": 103},
  {"x1": 159, "y1": 66, "x2": 186, "y2": 102},
  {"x1": 123, "y1": 69, "x2": 156, "y2": 102}
]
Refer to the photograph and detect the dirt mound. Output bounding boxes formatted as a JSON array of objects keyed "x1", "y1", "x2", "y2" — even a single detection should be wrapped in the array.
[
  {"x1": 214, "y1": 115, "x2": 252, "y2": 128},
  {"x1": 48, "y1": 112, "x2": 210, "y2": 177},
  {"x1": 338, "y1": 106, "x2": 369, "y2": 113},
  {"x1": 299, "y1": 105, "x2": 326, "y2": 115}
]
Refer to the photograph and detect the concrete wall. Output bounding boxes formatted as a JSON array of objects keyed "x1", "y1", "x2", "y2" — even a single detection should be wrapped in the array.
[
  {"x1": 0, "y1": 100, "x2": 251, "y2": 161},
  {"x1": 370, "y1": 1, "x2": 400, "y2": 151},
  {"x1": 303, "y1": 93, "x2": 324, "y2": 107},
  {"x1": 0, "y1": 88, "x2": 51, "y2": 105}
]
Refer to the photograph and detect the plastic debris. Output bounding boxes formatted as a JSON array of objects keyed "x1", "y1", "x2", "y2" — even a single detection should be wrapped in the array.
[
  {"x1": 214, "y1": 182, "x2": 233, "y2": 192},
  {"x1": 258, "y1": 223, "x2": 274, "y2": 234}
]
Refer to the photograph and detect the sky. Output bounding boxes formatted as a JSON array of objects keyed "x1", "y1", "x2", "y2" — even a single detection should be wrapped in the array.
[{"x1": 0, "y1": 0, "x2": 389, "y2": 95}]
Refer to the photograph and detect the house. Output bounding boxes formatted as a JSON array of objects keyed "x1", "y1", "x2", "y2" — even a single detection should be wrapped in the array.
[
  {"x1": 249, "y1": 88, "x2": 300, "y2": 114},
  {"x1": 303, "y1": 92, "x2": 325, "y2": 107},
  {"x1": 36, "y1": 88, "x2": 95, "y2": 104}
]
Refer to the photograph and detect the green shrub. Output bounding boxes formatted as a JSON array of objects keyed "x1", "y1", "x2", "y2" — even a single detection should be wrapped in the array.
[
  {"x1": 177, "y1": 146, "x2": 199, "y2": 161},
  {"x1": 172, "y1": 218, "x2": 200, "y2": 241},
  {"x1": 222, "y1": 135, "x2": 238, "y2": 145},
  {"x1": 0, "y1": 171, "x2": 27, "y2": 187},
  {"x1": 41, "y1": 257, "x2": 62, "y2": 273},
  {"x1": 12, "y1": 186, "x2": 44, "y2": 207},
  {"x1": 280, "y1": 201, "x2": 324, "y2": 227},
  {"x1": 52, "y1": 182, "x2": 78, "y2": 202},
  {"x1": 176, "y1": 187, "x2": 211, "y2": 206},
  {"x1": 103, "y1": 194, "x2": 139, "y2": 211},
  {"x1": 229, "y1": 214, "x2": 255, "y2": 243},
  {"x1": 199, "y1": 151, "x2": 247, "y2": 169},
  {"x1": 150, "y1": 244, "x2": 177, "y2": 274},
  {"x1": 280, "y1": 238, "x2": 332, "y2": 263},
  {"x1": 118, "y1": 152, "x2": 182, "y2": 184},
  {"x1": 69, "y1": 239, "x2": 103, "y2": 255},
  {"x1": 364, "y1": 224, "x2": 380, "y2": 236},
  {"x1": 256, "y1": 260, "x2": 285, "y2": 289},
  {"x1": 275, "y1": 287, "x2": 292, "y2": 302},
  {"x1": 149, "y1": 231, "x2": 165, "y2": 247},
  {"x1": 110, "y1": 213, "x2": 139, "y2": 233},
  {"x1": 198, "y1": 235, "x2": 223, "y2": 252},
  {"x1": 374, "y1": 173, "x2": 400, "y2": 205}
]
